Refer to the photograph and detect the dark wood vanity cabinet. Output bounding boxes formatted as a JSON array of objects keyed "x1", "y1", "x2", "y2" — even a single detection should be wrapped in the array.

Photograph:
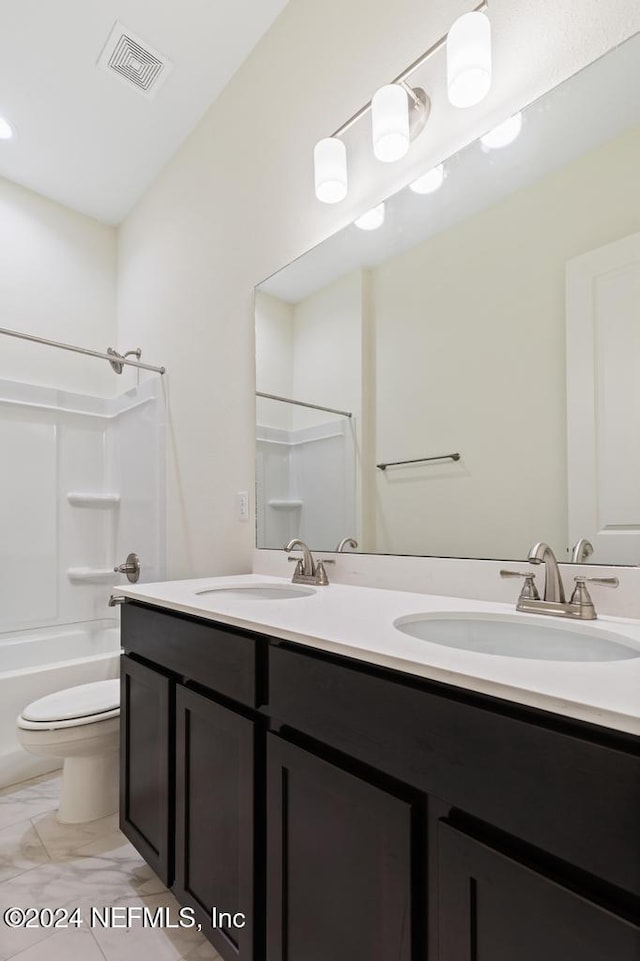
[{"x1": 120, "y1": 601, "x2": 640, "y2": 961}]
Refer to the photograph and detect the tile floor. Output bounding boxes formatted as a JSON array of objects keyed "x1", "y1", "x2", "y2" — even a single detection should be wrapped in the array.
[{"x1": 0, "y1": 773, "x2": 222, "y2": 961}]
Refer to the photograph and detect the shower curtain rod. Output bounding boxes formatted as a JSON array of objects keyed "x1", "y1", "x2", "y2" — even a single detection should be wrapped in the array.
[
  {"x1": 256, "y1": 391, "x2": 352, "y2": 418},
  {"x1": 0, "y1": 326, "x2": 166, "y2": 374}
]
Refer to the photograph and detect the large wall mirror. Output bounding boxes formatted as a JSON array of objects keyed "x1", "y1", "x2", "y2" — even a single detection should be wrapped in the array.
[{"x1": 255, "y1": 33, "x2": 640, "y2": 565}]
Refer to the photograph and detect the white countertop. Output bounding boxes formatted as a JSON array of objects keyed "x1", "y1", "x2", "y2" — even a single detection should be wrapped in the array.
[{"x1": 119, "y1": 574, "x2": 640, "y2": 736}]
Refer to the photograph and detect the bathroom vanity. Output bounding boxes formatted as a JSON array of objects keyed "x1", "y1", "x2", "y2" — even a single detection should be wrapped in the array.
[{"x1": 118, "y1": 577, "x2": 640, "y2": 961}]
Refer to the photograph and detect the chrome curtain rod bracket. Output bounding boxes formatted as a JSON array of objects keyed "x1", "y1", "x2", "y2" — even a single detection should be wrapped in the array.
[
  {"x1": 256, "y1": 391, "x2": 352, "y2": 419},
  {"x1": 0, "y1": 327, "x2": 165, "y2": 374},
  {"x1": 377, "y1": 452, "x2": 461, "y2": 470},
  {"x1": 330, "y1": 0, "x2": 488, "y2": 139}
]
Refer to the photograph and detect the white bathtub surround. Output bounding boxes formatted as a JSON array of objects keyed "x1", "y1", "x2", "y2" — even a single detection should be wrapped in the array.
[
  {"x1": 120, "y1": 574, "x2": 640, "y2": 735},
  {"x1": 256, "y1": 418, "x2": 356, "y2": 551},
  {"x1": 0, "y1": 376, "x2": 166, "y2": 639},
  {"x1": 17, "y1": 680, "x2": 120, "y2": 824},
  {"x1": 0, "y1": 624, "x2": 120, "y2": 789},
  {"x1": 0, "y1": 774, "x2": 222, "y2": 961}
]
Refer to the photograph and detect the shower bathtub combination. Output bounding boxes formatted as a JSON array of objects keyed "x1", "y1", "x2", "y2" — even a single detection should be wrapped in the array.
[{"x1": 0, "y1": 336, "x2": 166, "y2": 792}]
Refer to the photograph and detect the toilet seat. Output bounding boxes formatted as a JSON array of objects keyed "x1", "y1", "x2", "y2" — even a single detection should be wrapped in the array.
[{"x1": 17, "y1": 680, "x2": 120, "y2": 731}]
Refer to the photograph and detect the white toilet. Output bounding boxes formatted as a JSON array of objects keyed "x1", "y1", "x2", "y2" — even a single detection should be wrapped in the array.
[{"x1": 17, "y1": 679, "x2": 120, "y2": 824}]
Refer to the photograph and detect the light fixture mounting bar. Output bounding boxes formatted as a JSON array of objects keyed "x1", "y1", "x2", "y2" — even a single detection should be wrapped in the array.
[{"x1": 330, "y1": 0, "x2": 488, "y2": 140}]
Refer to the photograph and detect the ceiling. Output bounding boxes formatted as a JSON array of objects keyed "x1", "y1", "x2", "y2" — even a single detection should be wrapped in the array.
[{"x1": 0, "y1": 0, "x2": 288, "y2": 224}]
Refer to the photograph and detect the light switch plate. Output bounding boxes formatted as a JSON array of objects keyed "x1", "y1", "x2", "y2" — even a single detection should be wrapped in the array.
[{"x1": 237, "y1": 490, "x2": 250, "y2": 521}]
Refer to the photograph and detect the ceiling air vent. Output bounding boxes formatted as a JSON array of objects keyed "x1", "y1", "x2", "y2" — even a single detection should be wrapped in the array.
[{"x1": 98, "y1": 21, "x2": 173, "y2": 99}]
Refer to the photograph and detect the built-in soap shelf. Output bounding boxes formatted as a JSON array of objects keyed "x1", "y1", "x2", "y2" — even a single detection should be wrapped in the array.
[
  {"x1": 67, "y1": 568, "x2": 116, "y2": 584},
  {"x1": 67, "y1": 492, "x2": 120, "y2": 508},
  {"x1": 268, "y1": 499, "x2": 303, "y2": 509}
]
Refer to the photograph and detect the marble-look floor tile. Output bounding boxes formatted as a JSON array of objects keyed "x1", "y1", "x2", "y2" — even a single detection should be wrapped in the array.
[
  {"x1": 71, "y1": 831, "x2": 166, "y2": 897},
  {"x1": 0, "y1": 774, "x2": 60, "y2": 801},
  {"x1": 31, "y1": 811, "x2": 119, "y2": 860},
  {"x1": 91, "y1": 892, "x2": 215, "y2": 961},
  {"x1": 0, "y1": 778, "x2": 61, "y2": 832},
  {"x1": 0, "y1": 821, "x2": 50, "y2": 884},
  {"x1": 0, "y1": 902, "x2": 98, "y2": 961},
  {"x1": 4, "y1": 926, "x2": 102, "y2": 961}
]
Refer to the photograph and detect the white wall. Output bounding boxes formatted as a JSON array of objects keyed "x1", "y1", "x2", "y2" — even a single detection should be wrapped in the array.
[
  {"x1": 255, "y1": 290, "x2": 294, "y2": 430},
  {"x1": 373, "y1": 126, "x2": 640, "y2": 560},
  {"x1": 0, "y1": 177, "x2": 116, "y2": 396},
  {"x1": 291, "y1": 270, "x2": 363, "y2": 429},
  {"x1": 116, "y1": 0, "x2": 640, "y2": 579}
]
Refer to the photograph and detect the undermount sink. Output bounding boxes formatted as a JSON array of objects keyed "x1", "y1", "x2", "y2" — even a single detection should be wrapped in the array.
[
  {"x1": 393, "y1": 612, "x2": 640, "y2": 662},
  {"x1": 195, "y1": 583, "x2": 316, "y2": 601}
]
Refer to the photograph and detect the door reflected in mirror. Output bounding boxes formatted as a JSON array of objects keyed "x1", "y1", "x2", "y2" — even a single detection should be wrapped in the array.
[{"x1": 255, "y1": 32, "x2": 640, "y2": 565}]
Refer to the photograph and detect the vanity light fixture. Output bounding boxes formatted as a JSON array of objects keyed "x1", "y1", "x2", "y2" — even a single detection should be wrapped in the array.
[
  {"x1": 313, "y1": 0, "x2": 490, "y2": 202},
  {"x1": 480, "y1": 111, "x2": 523, "y2": 150},
  {"x1": 314, "y1": 137, "x2": 348, "y2": 203},
  {"x1": 409, "y1": 162, "x2": 445, "y2": 194},
  {"x1": 354, "y1": 203, "x2": 385, "y2": 230},
  {"x1": 372, "y1": 84, "x2": 411, "y2": 162},
  {"x1": 446, "y1": 11, "x2": 492, "y2": 108},
  {"x1": 0, "y1": 116, "x2": 14, "y2": 140}
]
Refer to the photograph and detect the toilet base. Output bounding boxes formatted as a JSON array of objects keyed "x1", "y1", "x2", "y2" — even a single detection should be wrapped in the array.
[{"x1": 58, "y1": 750, "x2": 119, "y2": 823}]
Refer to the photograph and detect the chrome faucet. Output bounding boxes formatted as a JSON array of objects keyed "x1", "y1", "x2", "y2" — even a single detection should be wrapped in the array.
[
  {"x1": 284, "y1": 539, "x2": 329, "y2": 586},
  {"x1": 500, "y1": 541, "x2": 619, "y2": 620},
  {"x1": 336, "y1": 537, "x2": 358, "y2": 552},
  {"x1": 527, "y1": 542, "x2": 565, "y2": 603},
  {"x1": 571, "y1": 538, "x2": 594, "y2": 564}
]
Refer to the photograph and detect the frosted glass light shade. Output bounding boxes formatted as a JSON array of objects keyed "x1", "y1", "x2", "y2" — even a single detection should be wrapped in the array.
[
  {"x1": 480, "y1": 112, "x2": 523, "y2": 149},
  {"x1": 354, "y1": 204, "x2": 385, "y2": 230},
  {"x1": 372, "y1": 85, "x2": 410, "y2": 163},
  {"x1": 0, "y1": 116, "x2": 14, "y2": 140},
  {"x1": 447, "y1": 12, "x2": 492, "y2": 108},
  {"x1": 409, "y1": 163, "x2": 445, "y2": 194},
  {"x1": 314, "y1": 137, "x2": 348, "y2": 203}
]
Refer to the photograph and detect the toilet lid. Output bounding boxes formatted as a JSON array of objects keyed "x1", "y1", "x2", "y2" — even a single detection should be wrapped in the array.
[{"x1": 22, "y1": 680, "x2": 120, "y2": 723}]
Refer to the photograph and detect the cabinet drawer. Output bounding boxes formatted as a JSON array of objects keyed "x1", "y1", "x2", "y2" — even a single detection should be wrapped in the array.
[
  {"x1": 268, "y1": 643, "x2": 640, "y2": 896},
  {"x1": 122, "y1": 602, "x2": 261, "y2": 707}
]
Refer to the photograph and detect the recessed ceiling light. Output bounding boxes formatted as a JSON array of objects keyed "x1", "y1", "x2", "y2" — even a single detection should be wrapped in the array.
[
  {"x1": 354, "y1": 204, "x2": 385, "y2": 230},
  {"x1": 0, "y1": 116, "x2": 14, "y2": 140},
  {"x1": 480, "y1": 112, "x2": 523, "y2": 150},
  {"x1": 409, "y1": 163, "x2": 445, "y2": 195}
]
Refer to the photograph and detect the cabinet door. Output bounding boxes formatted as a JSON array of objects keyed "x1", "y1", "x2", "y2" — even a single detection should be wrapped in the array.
[
  {"x1": 120, "y1": 654, "x2": 172, "y2": 885},
  {"x1": 174, "y1": 686, "x2": 256, "y2": 961},
  {"x1": 438, "y1": 821, "x2": 640, "y2": 961},
  {"x1": 266, "y1": 734, "x2": 419, "y2": 961}
]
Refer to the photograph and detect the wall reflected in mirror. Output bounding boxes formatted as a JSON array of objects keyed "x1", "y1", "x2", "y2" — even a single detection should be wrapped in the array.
[{"x1": 255, "y1": 32, "x2": 640, "y2": 564}]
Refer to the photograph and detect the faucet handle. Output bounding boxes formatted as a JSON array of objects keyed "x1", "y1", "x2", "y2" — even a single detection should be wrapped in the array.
[
  {"x1": 573, "y1": 575, "x2": 619, "y2": 588},
  {"x1": 570, "y1": 576, "x2": 619, "y2": 618},
  {"x1": 500, "y1": 570, "x2": 540, "y2": 600}
]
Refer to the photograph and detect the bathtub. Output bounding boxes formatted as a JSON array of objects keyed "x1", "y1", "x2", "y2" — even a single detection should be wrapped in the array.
[{"x1": 0, "y1": 621, "x2": 121, "y2": 789}]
